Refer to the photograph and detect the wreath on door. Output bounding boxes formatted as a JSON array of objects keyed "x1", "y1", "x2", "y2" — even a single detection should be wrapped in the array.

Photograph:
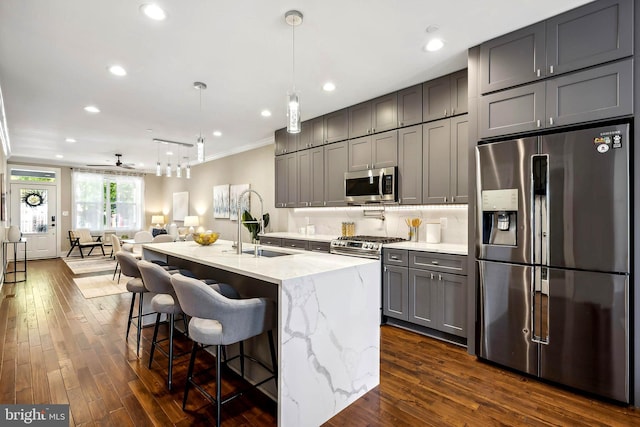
[{"x1": 23, "y1": 191, "x2": 46, "y2": 208}]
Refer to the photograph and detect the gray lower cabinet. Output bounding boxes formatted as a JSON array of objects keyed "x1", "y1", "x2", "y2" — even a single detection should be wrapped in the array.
[
  {"x1": 423, "y1": 115, "x2": 468, "y2": 204},
  {"x1": 348, "y1": 130, "x2": 398, "y2": 171},
  {"x1": 423, "y1": 70, "x2": 468, "y2": 122},
  {"x1": 258, "y1": 236, "x2": 330, "y2": 253},
  {"x1": 324, "y1": 141, "x2": 349, "y2": 206},
  {"x1": 282, "y1": 239, "x2": 309, "y2": 250},
  {"x1": 383, "y1": 249, "x2": 467, "y2": 338},
  {"x1": 480, "y1": 59, "x2": 633, "y2": 139},
  {"x1": 275, "y1": 153, "x2": 297, "y2": 208},
  {"x1": 479, "y1": 0, "x2": 632, "y2": 94},
  {"x1": 298, "y1": 147, "x2": 324, "y2": 207},
  {"x1": 397, "y1": 84, "x2": 422, "y2": 128},
  {"x1": 308, "y1": 241, "x2": 330, "y2": 252},
  {"x1": 259, "y1": 236, "x2": 282, "y2": 247}
]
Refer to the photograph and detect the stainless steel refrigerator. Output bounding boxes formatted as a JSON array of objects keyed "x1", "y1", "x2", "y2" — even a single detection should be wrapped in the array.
[{"x1": 476, "y1": 123, "x2": 630, "y2": 403}]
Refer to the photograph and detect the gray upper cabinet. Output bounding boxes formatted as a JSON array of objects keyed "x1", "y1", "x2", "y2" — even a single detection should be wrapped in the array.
[
  {"x1": 324, "y1": 109, "x2": 349, "y2": 144},
  {"x1": 324, "y1": 141, "x2": 349, "y2": 206},
  {"x1": 546, "y1": 0, "x2": 632, "y2": 77},
  {"x1": 275, "y1": 153, "x2": 297, "y2": 208},
  {"x1": 298, "y1": 147, "x2": 324, "y2": 207},
  {"x1": 349, "y1": 93, "x2": 398, "y2": 138},
  {"x1": 275, "y1": 128, "x2": 288, "y2": 156},
  {"x1": 450, "y1": 115, "x2": 468, "y2": 204},
  {"x1": 423, "y1": 71, "x2": 468, "y2": 122},
  {"x1": 298, "y1": 117, "x2": 325, "y2": 150},
  {"x1": 398, "y1": 125, "x2": 423, "y2": 205},
  {"x1": 397, "y1": 84, "x2": 422, "y2": 128},
  {"x1": 297, "y1": 121, "x2": 312, "y2": 151},
  {"x1": 479, "y1": 82, "x2": 546, "y2": 139},
  {"x1": 479, "y1": 23, "x2": 546, "y2": 94},
  {"x1": 480, "y1": 59, "x2": 632, "y2": 138},
  {"x1": 479, "y1": 0, "x2": 632, "y2": 94},
  {"x1": 348, "y1": 130, "x2": 398, "y2": 171},
  {"x1": 423, "y1": 119, "x2": 451, "y2": 204}
]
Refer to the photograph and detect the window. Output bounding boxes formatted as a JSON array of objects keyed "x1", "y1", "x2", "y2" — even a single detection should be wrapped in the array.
[{"x1": 72, "y1": 171, "x2": 144, "y2": 231}]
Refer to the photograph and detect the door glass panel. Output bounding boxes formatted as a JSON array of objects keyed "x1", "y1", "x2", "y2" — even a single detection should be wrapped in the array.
[{"x1": 19, "y1": 188, "x2": 48, "y2": 233}]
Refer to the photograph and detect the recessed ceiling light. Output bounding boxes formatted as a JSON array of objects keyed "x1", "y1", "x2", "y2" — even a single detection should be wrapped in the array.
[
  {"x1": 84, "y1": 105, "x2": 100, "y2": 113},
  {"x1": 166, "y1": 151, "x2": 173, "y2": 156},
  {"x1": 322, "y1": 82, "x2": 336, "y2": 92},
  {"x1": 140, "y1": 4, "x2": 166, "y2": 21},
  {"x1": 261, "y1": 110, "x2": 272, "y2": 117},
  {"x1": 55, "y1": 154, "x2": 63, "y2": 159},
  {"x1": 213, "y1": 131, "x2": 222, "y2": 137},
  {"x1": 65, "y1": 138, "x2": 76, "y2": 143},
  {"x1": 108, "y1": 65, "x2": 127, "y2": 76},
  {"x1": 425, "y1": 38, "x2": 444, "y2": 52}
]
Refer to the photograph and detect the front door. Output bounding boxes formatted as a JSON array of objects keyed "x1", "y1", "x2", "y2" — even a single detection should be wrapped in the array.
[{"x1": 10, "y1": 182, "x2": 58, "y2": 259}]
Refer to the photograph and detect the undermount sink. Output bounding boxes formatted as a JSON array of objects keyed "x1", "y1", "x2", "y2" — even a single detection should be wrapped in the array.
[{"x1": 242, "y1": 248, "x2": 292, "y2": 258}]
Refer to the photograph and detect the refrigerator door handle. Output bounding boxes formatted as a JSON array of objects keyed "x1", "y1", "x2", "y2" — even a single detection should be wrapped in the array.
[
  {"x1": 532, "y1": 154, "x2": 549, "y2": 265},
  {"x1": 531, "y1": 267, "x2": 550, "y2": 345}
]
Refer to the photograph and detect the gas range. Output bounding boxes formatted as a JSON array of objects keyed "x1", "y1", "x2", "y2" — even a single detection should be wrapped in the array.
[{"x1": 330, "y1": 235, "x2": 406, "y2": 259}]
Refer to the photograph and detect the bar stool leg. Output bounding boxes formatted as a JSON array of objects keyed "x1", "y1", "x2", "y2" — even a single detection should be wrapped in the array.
[
  {"x1": 126, "y1": 293, "x2": 136, "y2": 338},
  {"x1": 268, "y1": 330, "x2": 278, "y2": 386},
  {"x1": 216, "y1": 344, "x2": 222, "y2": 427},
  {"x1": 149, "y1": 313, "x2": 161, "y2": 368},
  {"x1": 239, "y1": 341, "x2": 245, "y2": 378},
  {"x1": 183, "y1": 342, "x2": 199, "y2": 409},
  {"x1": 136, "y1": 293, "x2": 144, "y2": 356},
  {"x1": 168, "y1": 313, "x2": 175, "y2": 390}
]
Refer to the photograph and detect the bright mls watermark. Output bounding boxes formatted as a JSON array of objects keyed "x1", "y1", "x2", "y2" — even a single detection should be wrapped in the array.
[{"x1": 1, "y1": 405, "x2": 68, "y2": 426}]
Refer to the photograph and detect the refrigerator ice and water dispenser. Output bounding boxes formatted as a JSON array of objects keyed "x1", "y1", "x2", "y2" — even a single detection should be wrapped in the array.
[{"x1": 481, "y1": 189, "x2": 518, "y2": 246}]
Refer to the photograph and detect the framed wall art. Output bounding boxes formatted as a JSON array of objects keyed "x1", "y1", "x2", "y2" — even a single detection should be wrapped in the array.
[
  {"x1": 213, "y1": 184, "x2": 230, "y2": 218},
  {"x1": 229, "y1": 184, "x2": 250, "y2": 221}
]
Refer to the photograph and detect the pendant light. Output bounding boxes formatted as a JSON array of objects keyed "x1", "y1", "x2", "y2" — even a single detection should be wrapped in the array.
[
  {"x1": 285, "y1": 10, "x2": 303, "y2": 134},
  {"x1": 194, "y1": 81, "x2": 207, "y2": 162},
  {"x1": 155, "y1": 143, "x2": 161, "y2": 176},
  {"x1": 176, "y1": 145, "x2": 182, "y2": 178}
]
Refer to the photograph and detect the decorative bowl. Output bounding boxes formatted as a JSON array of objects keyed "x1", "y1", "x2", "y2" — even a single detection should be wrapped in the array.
[{"x1": 193, "y1": 232, "x2": 219, "y2": 246}]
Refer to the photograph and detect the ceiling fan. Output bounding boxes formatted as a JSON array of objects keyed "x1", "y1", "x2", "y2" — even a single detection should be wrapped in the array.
[{"x1": 87, "y1": 153, "x2": 136, "y2": 169}]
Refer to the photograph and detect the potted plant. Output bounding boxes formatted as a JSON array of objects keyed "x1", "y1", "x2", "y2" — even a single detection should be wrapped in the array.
[{"x1": 242, "y1": 210, "x2": 270, "y2": 243}]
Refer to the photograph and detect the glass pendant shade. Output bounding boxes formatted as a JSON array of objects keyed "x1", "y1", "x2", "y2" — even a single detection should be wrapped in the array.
[
  {"x1": 197, "y1": 136, "x2": 205, "y2": 162},
  {"x1": 186, "y1": 164, "x2": 191, "y2": 179},
  {"x1": 156, "y1": 161, "x2": 161, "y2": 177},
  {"x1": 166, "y1": 162, "x2": 172, "y2": 177},
  {"x1": 287, "y1": 92, "x2": 301, "y2": 134},
  {"x1": 176, "y1": 163, "x2": 182, "y2": 178}
]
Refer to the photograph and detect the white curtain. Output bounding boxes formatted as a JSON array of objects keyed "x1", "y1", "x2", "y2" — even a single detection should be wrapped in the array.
[{"x1": 71, "y1": 170, "x2": 145, "y2": 231}]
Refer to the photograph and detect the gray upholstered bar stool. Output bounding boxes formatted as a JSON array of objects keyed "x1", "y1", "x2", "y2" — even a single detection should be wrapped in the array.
[
  {"x1": 116, "y1": 250, "x2": 152, "y2": 357},
  {"x1": 170, "y1": 274, "x2": 278, "y2": 427}
]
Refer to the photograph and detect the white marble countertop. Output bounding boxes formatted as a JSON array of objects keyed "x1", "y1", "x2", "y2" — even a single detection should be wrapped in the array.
[
  {"x1": 260, "y1": 232, "x2": 337, "y2": 242},
  {"x1": 142, "y1": 239, "x2": 378, "y2": 285},
  {"x1": 383, "y1": 241, "x2": 468, "y2": 255}
]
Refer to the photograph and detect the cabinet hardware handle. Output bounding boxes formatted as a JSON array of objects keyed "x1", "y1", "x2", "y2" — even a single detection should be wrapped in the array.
[
  {"x1": 390, "y1": 255, "x2": 399, "y2": 260},
  {"x1": 549, "y1": 65, "x2": 554, "y2": 74},
  {"x1": 399, "y1": 122, "x2": 404, "y2": 126},
  {"x1": 444, "y1": 197, "x2": 447, "y2": 203},
  {"x1": 439, "y1": 274, "x2": 443, "y2": 281},
  {"x1": 444, "y1": 109, "x2": 448, "y2": 116},
  {"x1": 432, "y1": 261, "x2": 439, "y2": 265},
  {"x1": 536, "y1": 69, "x2": 541, "y2": 77},
  {"x1": 452, "y1": 196, "x2": 455, "y2": 203},
  {"x1": 372, "y1": 128, "x2": 375, "y2": 133},
  {"x1": 549, "y1": 117, "x2": 554, "y2": 125},
  {"x1": 430, "y1": 273, "x2": 434, "y2": 280},
  {"x1": 536, "y1": 119, "x2": 541, "y2": 128},
  {"x1": 451, "y1": 108, "x2": 455, "y2": 115},
  {"x1": 384, "y1": 266, "x2": 387, "y2": 272}
]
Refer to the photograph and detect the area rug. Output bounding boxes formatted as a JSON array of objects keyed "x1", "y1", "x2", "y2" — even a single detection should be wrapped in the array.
[
  {"x1": 63, "y1": 255, "x2": 117, "y2": 275},
  {"x1": 72, "y1": 274, "x2": 131, "y2": 298}
]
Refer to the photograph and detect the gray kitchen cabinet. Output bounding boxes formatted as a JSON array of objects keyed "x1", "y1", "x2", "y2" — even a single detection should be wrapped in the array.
[
  {"x1": 423, "y1": 119, "x2": 451, "y2": 204},
  {"x1": 450, "y1": 115, "x2": 468, "y2": 204},
  {"x1": 480, "y1": 0, "x2": 632, "y2": 94},
  {"x1": 423, "y1": 70, "x2": 468, "y2": 122},
  {"x1": 348, "y1": 130, "x2": 398, "y2": 171},
  {"x1": 259, "y1": 236, "x2": 282, "y2": 247},
  {"x1": 323, "y1": 109, "x2": 349, "y2": 144},
  {"x1": 480, "y1": 59, "x2": 632, "y2": 138},
  {"x1": 398, "y1": 125, "x2": 423, "y2": 205},
  {"x1": 423, "y1": 116, "x2": 469, "y2": 204},
  {"x1": 308, "y1": 241, "x2": 330, "y2": 252},
  {"x1": 323, "y1": 141, "x2": 349, "y2": 206},
  {"x1": 275, "y1": 153, "x2": 297, "y2": 208},
  {"x1": 384, "y1": 249, "x2": 467, "y2": 338},
  {"x1": 349, "y1": 93, "x2": 398, "y2": 138},
  {"x1": 297, "y1": 147, "x2": 324, "y2": 207},
  {"x1": 275, "y1": 128, "x2": 287, "y2": 156},
  {"x1": 282, "y1": 239, "x2": 309, "y2": 250},
  {"x1": 397, "y1": 84, "x2": 422, "y2": 128},
  {"x1": 298, "y1": 117, "x2": 324, "y2": 150}
]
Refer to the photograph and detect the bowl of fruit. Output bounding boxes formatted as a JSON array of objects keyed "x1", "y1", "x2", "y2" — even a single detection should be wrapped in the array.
[{"x1": 192, "y1": 231, "x2": 219, "y2": 246}]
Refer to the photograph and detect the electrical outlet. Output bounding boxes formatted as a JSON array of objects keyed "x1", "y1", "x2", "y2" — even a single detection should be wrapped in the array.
[{"x1": 440, "y1": 217, "x2": 448, "y2": 229}]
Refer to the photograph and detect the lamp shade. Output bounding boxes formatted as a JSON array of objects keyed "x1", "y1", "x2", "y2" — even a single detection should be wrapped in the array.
[
  {"x1": 183, "y1": 216, "x2": 199, "y2": 227},
  {"x1": 151, "y1": 215, "x2": 164, "y2": 225}
]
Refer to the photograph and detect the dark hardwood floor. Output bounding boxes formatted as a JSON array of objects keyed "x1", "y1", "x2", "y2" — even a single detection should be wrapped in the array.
[{"x1": 1, "y1": 258, "x2": 639, "y2": 426}]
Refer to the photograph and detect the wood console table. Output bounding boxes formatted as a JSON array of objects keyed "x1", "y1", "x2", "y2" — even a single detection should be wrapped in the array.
[{"x1": 3, "y1": 239, "x2": 27, "y2": 283}]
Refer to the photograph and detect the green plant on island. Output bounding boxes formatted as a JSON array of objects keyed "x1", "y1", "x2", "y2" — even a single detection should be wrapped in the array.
[{"x1": 242, "y1": 210, "x2": 270, "y2": 242}]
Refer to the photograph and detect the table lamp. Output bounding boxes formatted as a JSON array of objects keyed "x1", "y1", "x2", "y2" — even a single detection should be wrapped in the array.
[
  {"x1": 151, "y1": 215, "x2": 165, "y2": 228},
  {"x1": 183, "y1": 216, "x2": 199, "y2": 234}
]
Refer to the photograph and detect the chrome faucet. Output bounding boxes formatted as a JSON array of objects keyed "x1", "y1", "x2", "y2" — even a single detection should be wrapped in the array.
[{"x1": 236, "y1": 189, "x2": 264, "y2": 254}]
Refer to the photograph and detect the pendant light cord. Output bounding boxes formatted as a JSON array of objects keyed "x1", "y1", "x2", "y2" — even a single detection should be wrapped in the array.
[{"x1": 291, "y1": 18, "x2": 296, "y2": 91}]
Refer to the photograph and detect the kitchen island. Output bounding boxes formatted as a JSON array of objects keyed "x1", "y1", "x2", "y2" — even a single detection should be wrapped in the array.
[{"x1": 142, "y1": 240, "x2": 381, "y2": 427}]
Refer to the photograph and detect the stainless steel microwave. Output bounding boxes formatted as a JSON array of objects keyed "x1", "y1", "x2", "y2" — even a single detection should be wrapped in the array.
[{"x1": 344, "y1": 167, "x2": 397, "y2": 204}]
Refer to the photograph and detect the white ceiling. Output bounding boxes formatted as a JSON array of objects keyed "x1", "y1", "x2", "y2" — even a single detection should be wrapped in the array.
[{"x1": 0, "y1": 0, "x2": 592, "y2": 173}]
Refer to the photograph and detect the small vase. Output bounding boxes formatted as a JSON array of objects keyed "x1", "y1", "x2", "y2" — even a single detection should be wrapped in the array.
[{"x1": 7, "y1": 225, "x2": 21, "y2": 242}]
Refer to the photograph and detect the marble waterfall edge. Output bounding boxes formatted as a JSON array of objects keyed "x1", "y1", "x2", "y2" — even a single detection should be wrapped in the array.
[{"x1": 279, "y1": 262, "x2": 381, "y2": 427}]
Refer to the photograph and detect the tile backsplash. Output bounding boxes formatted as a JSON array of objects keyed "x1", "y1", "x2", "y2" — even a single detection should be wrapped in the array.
[{"x1": 285, "y1": 205, "x2": 468, "y2": 244}]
